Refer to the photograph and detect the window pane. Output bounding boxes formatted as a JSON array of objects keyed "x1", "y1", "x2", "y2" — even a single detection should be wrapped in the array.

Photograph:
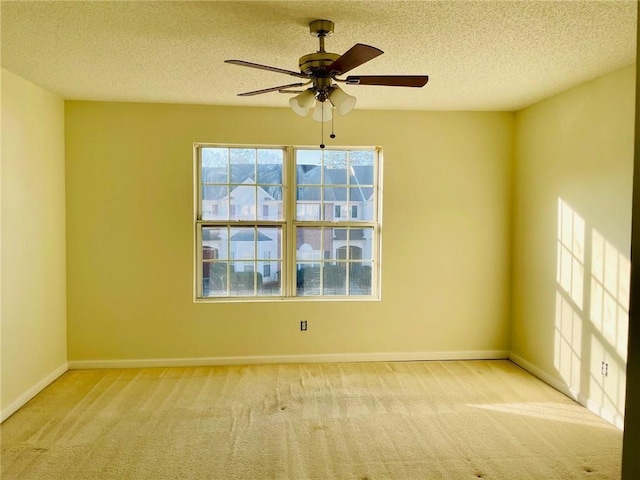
[
  {"x1": 351, "y1": 186, "x2": 374, "y2": 221},
  {"x1": 323, "y1": 228, "x2": 334, "y2": 260},
  {"x1": 349, "y1": 163, "x2": 374, "y2": 186},
  {"x1": 202, "y1": 166, "x2": 228, "y2": 184},
  {"x1": 324, "y1": 187, "x2": 346, "y2": 221},
  {"x1": 202, "y1": 148, "x2": 229, "y2": 180},
  {"x1": 297, "y1": 227, "x2": 323, "y2": 263},
  {"x1": 202, "y1": 227, "x2": 227, "y2": 259},
  {"x1": 356, "y1": 185, "x2": 374, "y2": 200},
  {"x1": 332, "y1": 228, "x2": 348, "y2": 261},
  {"x1": 297, "y1": 187, "x2": 321, "y2": 220},
  {"x1": 324, "y1": 151, "x2": 348, "y2": 184},
  {"x1": 230, "y1": 185, "x2": 256, "y2": 220},
  {"x1": 350, "y1": 150, "x2": 374, "y2": 167},
  {"x1": 348, "y1": 186, "x2": 364, "y2": 220},
  {"x1": 297, "y1": 186, "x2": 321, "y2": 201},
  {"x1": 297, "y1": 164, "x2": 322, "y2": 185},
  {"x1": 349, "y1": 263, "x2": 372, "y2": 295},
  {"x1": 230, "y1": 148, "x2": 256, "y2": 184},
  {"x1": 346, "y1": 229, "x2": 364, "y2": 260},
  {"x1": 256, "y1": 227, "x2": 281, "y2": 259},
  {"x1": 297, "y1": 203, "x2": 320, "y2": 221},
  {"x1": 205, "y1": 261, "x2": 229, "y2": 296},
  {"x1": 259, "y1": 261, "x2": 281, "y2": 296},
  {"x1": 297, "y1": 150, "x2": 322, "y2": 185},
  {"x1": 230, "y1": 227, "x2": 257, "y2": 260},
  {"x1": 202, "y1": 185, "x2": 229, "y2": 220},
  {"x1": 322, "y1": 186, "x2": 338, "y2": 202},
  {"x1": 229, "y1": 262, "x2": 258, "y2": 295},
  {"x1": 258, "y1": 187, "x2": 282, "y2": 220},
  {"x1": 257, "y1": 149, "x2": 283, "y2": 184},
  {"x1": 351, "y1": 228, "x2": 374, "y2": 261},
  {"x1": 202, "y1": 185, "x2": 228, "y2": 220},
  {"x1": 297, "y1": 264, "x2": 321, "y2": 296},
  {"x1": 324, "y1": 263, "x2": 346, "y2": 295},
  {"x1": 202, "y1": 244, "x2": 219, "y2": 261}
]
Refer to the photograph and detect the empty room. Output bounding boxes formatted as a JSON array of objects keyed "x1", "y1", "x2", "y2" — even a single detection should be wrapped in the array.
[{"x1": 2, "y1": 1, "x2": 640, "y2": 479}]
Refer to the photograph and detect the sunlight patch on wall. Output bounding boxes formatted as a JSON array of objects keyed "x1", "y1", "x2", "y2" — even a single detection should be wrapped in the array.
[
  {"x1": 589, "y1": 228, "x2": 629, "y2": 423},
  {"x1": 554, "y1": 198, "x2": 585, "y2": 394},
  {"x1": 556, "y1": 198, "x2": 585, "y2": 309},
  {"x1": 590, "y1": 229, "x2": 629, "y2": 362},
  {"x1": 554, "y1": 292, "x2": 582, "y2": 393},
  {"x1": 553, "y1": 198, "x2": 629, "y2": 428}
]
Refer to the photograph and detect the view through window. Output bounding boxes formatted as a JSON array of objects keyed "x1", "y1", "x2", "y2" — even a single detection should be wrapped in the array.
[{"x1": 195, "y1": 145, "x2": 381, "y2": 300}]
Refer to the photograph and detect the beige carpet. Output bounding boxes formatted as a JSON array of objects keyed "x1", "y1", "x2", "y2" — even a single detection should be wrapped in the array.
[{"x1": 1, "y1": 360, "x2": 622, "y2": 479}]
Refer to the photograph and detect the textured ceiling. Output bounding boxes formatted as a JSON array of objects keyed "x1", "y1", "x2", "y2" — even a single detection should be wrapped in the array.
[{"x1": 1, "y1": 1, "x2": 637, "y2": 111}]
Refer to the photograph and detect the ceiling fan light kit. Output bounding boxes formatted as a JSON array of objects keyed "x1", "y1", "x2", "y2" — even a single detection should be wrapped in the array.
[
  {"x1": 311, "y1": 99, "x2": 333, "y2": 123},
  {"x1": 225, "y1": 19, "x2": 429, "y2": 146},
  {"x1": 289, "y1": 89, "x2": 315, "y2": 116},
  {"x1": 329, "y1": 86, "x2": 357, "y2": 116},
  {"x1": 290, "y1": 86, "x2": 356, "y2": 120}
]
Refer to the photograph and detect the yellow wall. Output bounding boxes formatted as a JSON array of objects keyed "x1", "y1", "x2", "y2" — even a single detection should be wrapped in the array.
[
  {"x1": 511, "y1": 64, "x2": 636, "y2": 427},
  {"x1": 64, "y1": 102, "x2": 513, "y2": 362},
  {"x1": 1, "y1": 70, "x2": 67, "y2": 419}
]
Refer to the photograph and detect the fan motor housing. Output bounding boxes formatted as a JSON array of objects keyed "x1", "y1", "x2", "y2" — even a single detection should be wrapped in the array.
[{"x1": 299, "y1": 52, "x2": 340, "y2": 76}]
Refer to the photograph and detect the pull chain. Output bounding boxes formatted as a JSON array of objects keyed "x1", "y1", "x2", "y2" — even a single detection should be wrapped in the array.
[
  {"x1": 320, "y1": 103, "x2": 325, "y2": 149},
  {"x1": 330, "y1": 109, "x2": 336, "y2": 139}
]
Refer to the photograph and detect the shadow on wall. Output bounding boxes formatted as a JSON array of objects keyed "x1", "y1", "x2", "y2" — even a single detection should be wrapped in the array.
[{"x1": 554, "y1": 198, "x2": 630, "y2": 428}]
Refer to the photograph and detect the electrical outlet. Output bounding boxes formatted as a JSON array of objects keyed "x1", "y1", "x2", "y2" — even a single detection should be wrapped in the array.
[
  {"x1": 300, "y1": 320, "x2": 308, "y2": 331},
  {"x1": 601, "y1": 361, "x2": 609, "y2": 377}
]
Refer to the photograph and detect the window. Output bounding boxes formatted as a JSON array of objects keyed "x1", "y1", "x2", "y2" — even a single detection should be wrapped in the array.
[{"x1": 196, "y1": 145, "x2": 381, "y2": 300}]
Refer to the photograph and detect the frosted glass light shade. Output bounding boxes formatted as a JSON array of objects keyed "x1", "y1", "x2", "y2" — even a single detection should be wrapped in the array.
[
  {"x1": 312, "y1": 100, "x2": 333, "y2": 122},
  {"x1": 329, "y1": 86, "x2": 357, "y2": 115},
  {"x1": 289, "y1": 90, "x2": 315, "y2": 116}
]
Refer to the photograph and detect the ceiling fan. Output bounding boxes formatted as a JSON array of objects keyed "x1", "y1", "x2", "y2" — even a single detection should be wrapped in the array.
[{"x1": 225, "y1": 19, "x2": 429, "y2": 126}]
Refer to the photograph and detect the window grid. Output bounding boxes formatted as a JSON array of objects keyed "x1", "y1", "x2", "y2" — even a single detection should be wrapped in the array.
[{"x1": 196, "y1": 144, "x2": 380, "y2": 300}]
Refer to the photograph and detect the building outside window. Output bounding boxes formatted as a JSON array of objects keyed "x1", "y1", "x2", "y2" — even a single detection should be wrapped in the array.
[{"x1": 195, "y1": 144, "x2": 381, "y2": 300}]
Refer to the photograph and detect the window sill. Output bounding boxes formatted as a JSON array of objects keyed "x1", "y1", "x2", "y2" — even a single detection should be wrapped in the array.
[{"x1": 194, "y1": 295, "x2": 381, "y2": 304}]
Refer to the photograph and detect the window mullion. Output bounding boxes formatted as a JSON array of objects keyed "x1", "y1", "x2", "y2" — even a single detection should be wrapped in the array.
[
  {"x1": 287, "y1": 146, "x2": 297, "y2": 297},
  {"x1": 196, "y1": 224, "x2": 202, "y2": 298},
  {"x1": 195, "y1": 145, "x2": 203, "y2": 300}
]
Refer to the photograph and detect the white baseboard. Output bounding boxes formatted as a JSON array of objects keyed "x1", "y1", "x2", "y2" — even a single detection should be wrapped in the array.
[
  {"x1": 578, "y1": 393, "x2": 625, "y2": 430},
  {"x1": 68, "y1": 350, "x2": 509, "y2": 370},
  {"x1": 508, "y1": 352, "x2": 577, "y2": 399},
  {"x1": 509, "y1": 352, "x2": 624, "y2": 430},
  {"x1": 1, "y1": 362, "x2": 68, "y2": 423}
]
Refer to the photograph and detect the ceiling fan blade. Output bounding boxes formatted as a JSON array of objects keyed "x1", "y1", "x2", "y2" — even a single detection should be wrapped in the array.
[
  {"x1": 345, "y1": 75, "x2": 429, "y2": 87},
  {"x1": 225, "y1": 60, "x2": 309, "y2": 79},
  {"x1": 328, "y1": 44, "x2": 384, "y2": 75},
  {"x1": 237, "y1": 82, "x2": 308, "y2": 97}
]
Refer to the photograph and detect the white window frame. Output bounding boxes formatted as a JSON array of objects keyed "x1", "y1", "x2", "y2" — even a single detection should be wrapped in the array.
[{"x1": 194, "y1": 143, "x2": 382, "y2": 302}]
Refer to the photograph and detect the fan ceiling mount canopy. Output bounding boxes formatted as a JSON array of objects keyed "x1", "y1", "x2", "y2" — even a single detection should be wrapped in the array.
[{"x1": 225, "y1": 19, "x2": 429, "y2": 122}]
